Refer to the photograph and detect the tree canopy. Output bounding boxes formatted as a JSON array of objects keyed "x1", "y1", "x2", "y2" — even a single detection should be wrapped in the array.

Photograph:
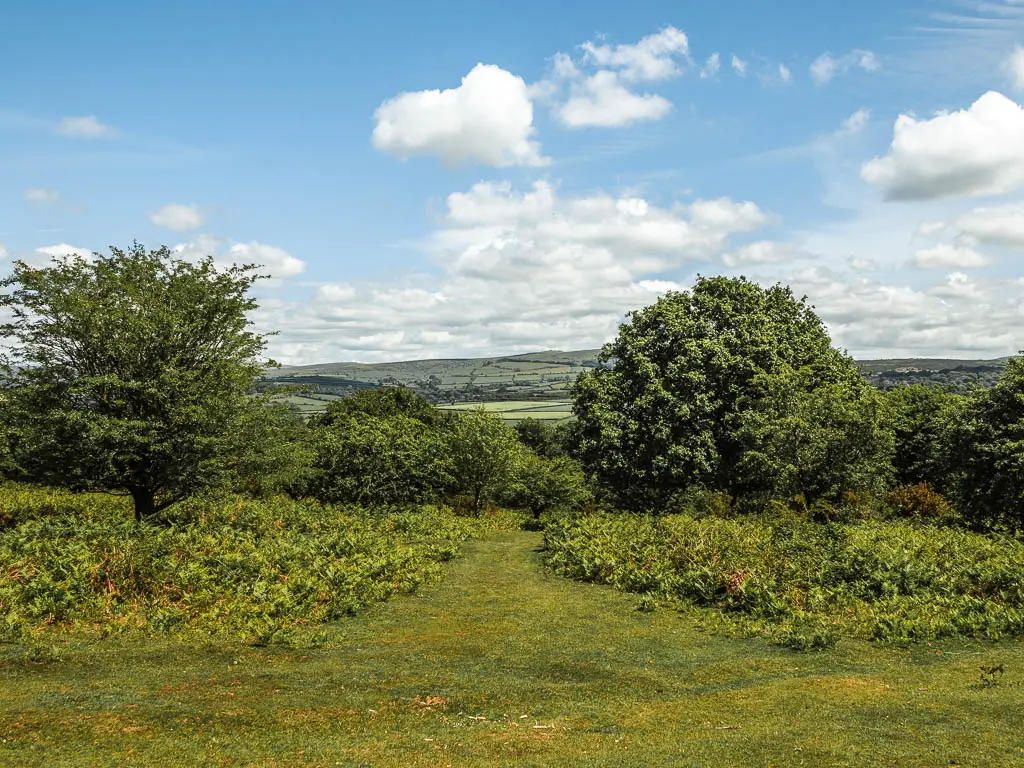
[
  {"x1": 572, "y1": 276, "x2": 865, "y2": 510},
  {"x1": 0, "y1": 243, "x2": 272, "y2": 520}
]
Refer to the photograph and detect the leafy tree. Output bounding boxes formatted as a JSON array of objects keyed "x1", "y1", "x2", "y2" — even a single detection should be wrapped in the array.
[
  {"x1": 940, "y1": 356, "x2": 1024, "y2": 528},
  {"x1": 500, "y1": 453, "x2": 592, "y2": 520},
  {"x1": 314, "y1": 386, "x2": 445, "y2": 428},
  {"x1": 735, "y1": 368, "x2": 895, "y2": 506},
  {"x1": 884, "y1": 385, "x2": 966, "y2": 487},
  {"x1": 444, "y1": 408, "x2": 523, "y2": 515},
  {"x1": 514, "y1": 418, "x2": 567, "y2": 458},
  {"x1": 572, "y1": 277, "x2": 863, "y2": 510},
  {"x1": 0, "y1": 243, "x2": 271, "y2": 521},
  {"x1": 305, "y1": 413, "x2": 450, "y2": 507},
  {"x1": 225, "y1": 403, "x2": 314, "y2": 498}
]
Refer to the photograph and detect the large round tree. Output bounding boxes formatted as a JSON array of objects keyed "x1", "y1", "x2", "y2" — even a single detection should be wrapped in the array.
[
  {"x1": 0, "y1": 243, "x2": 272, "y2": 521},
  {"x1": 572, "y1": 276, "x2": 864, "y2": 510}
]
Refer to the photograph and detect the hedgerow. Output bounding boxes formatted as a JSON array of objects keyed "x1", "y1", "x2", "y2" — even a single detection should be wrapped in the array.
[
  {"x1": 0, "y1": 485, "x2": 506, "y2": 647},
  {"x1": 543, "y1": 511, "x2": 1024, "y2": 648}
]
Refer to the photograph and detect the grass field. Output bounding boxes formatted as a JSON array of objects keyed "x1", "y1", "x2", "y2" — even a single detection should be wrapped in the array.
[
  {"x1": 3, "y1": 529, "x2": 1023, "y2": 767},
  {"x1": 439, "y1": 400, "x2": 573, "y2": 423}
]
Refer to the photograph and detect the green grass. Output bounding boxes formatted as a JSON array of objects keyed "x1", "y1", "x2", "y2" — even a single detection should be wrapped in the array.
[
  {"x1": 439, "y1": 400, "x2": 573, "y2": 423},
  {"x1": 3, "y1": 529, "x2": 1024, "y2": 766}
]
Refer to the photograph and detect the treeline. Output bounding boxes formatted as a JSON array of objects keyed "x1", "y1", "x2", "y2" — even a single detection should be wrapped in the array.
[{"x1": 571, "y1": 276, "x2": 1024, "y2": 532}]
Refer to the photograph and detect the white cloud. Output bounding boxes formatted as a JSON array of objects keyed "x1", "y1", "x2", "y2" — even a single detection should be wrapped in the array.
[
  {"x1": 862, "y1": 91, "x2": 1024, "y2": 200},
  {"x1": 915, "y1": 220, "x2": 949, "y2": 240},
  {"x1": 700, "y1": 53, "x2": 721, "y2": 79},
  {"x1": 912, "y1": 243, "x2": 993, "y2": 268},
  {"x1": 731, "y1": 55, "x2": 748, "y2": 76},
  {"x1": 0, "y1": 244, "x2": 8, "y2": 261},
  {"x1": 257, "y1": 181, "x2": 770, "y2": 364},
  {"x1": 56, "y1": 115, "x2": 117, "y2": 138},
  {"x1": 770, "y1": 268, "x2": 1020, "y2": 358},
  {"x1": 172, "y1": 235, "x2": 306, "y2": 281},
  {"x1": 722, "y1": 240, "x2": 803, "y2": 267},
  {"x1": 372, "y1": 63, "x2": 546, "y2": 167},
  {"x1": 539, "y1": 27, "x2": 691, "y2": 129},
  {"x1": 779, "y1": 64, "x2": 793, "y2": 83},
  {"x1": 810, "y1": 49, "x2": 879, "y2": 85},
  {"x1": 149, "y1": 203, "x2": 206, "y2": 232},
  {"x1": 840, "y1": 109, "x2": 870, "y2": 135},
  {"x1": 558, "y1": 71, "x2": 672, "y2": 128},
  {"x1": 580, "y1": 27, "x2": 690, "y2": 82},
  {"x1": 30, "y1": 244, "x2": 94, "y2": 265},
  {"x1": 955, "y1": 203, "x2": 1024, "y2": 249},
  {"x1": 23, "y1": 188, "x2": 61, "y2": 205},
  {"x1": 1005, "y1": 45, "x2": 1024, "y2": 90}
]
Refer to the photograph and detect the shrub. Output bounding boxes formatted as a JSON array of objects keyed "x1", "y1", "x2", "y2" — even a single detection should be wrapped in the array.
[
  {"x1": 0, "y1": 485, "x2": 497, "y2": 645},
  {"x1": 544, "y1": 511, "x2": 1024, "y2": 646},
  {"x1": 887, "y1": 483, "x2": 957, "y2": 524}
]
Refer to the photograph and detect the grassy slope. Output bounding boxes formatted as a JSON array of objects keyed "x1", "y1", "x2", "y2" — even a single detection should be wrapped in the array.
[{"x1": 3, "y1": 530, "x2": 1023, "y2": 767}]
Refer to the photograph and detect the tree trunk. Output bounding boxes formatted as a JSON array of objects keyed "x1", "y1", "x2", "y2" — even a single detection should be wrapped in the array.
[{"x1": 130, "y1": 488, "x2": 156, "y2": 522}]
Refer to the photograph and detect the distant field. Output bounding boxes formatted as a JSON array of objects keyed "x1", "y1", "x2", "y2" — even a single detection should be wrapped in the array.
[
  {"x1": 263, "y1": 350, "x2": 1012, "y2": 417},
  {"x1": 440, "y1": 399, "x2": 573, "y2": 422}
]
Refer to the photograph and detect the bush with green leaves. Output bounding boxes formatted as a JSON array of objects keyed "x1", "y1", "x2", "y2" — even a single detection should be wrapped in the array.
[
  {"x1": 939, "y1": 356, "x2": 1024, "y2": 530},
  {"x1": 499, "y1": 453, "x2": 592, "y2": 521},
  {"x1": 305, "y1": 412, "x2": 451, "y2": 507},
  {"x1": 884, "y1": 385, "x2": 966, "y2": 488},
  {"x1": 0, "y1": 484, "x2": 504, "y2": 645},
  {"x1": 572, "y1": 277, "x2": 866, "y2": 511},
  {"x1": 544, "y1": 510, "x2": 1024, "y2": 646},
  {"x1": 444, "y1": 408, "x2": 524, "y2": 515},
  {"x1": 0, "y1": 244, "x2": 276, "y2": 521},
  {"x1": 735, "y1": 368, "x2": 895, "y2": 507}
]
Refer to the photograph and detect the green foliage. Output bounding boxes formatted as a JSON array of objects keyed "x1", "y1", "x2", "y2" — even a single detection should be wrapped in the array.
[
  {"x1": 499, "y1": 453, "x2": 592, "y2": 520},
  {"x1": 313, "y1": 386, "x2": 446, "y2": 428},
  {"x1": 0, "y1": 485, "x2": 494, "y2": 643},
  {"x1": 444, "y1": 408, "x2": 524, "y2": 514},
  {"x1": 305, "y1": 412, "x2": 451, "y2": 507},
  {"x1": 0, "y1": 243, "x2": 272, "y2": 521},
  {"x1": 514, "y1": 418, "x2": 566, "y2": 458},
  {"x1": 884, "y1": 385, "x2": 966, "y2": 487},
  {"x1": 735, "y1": 369, "x2": 895, "y2": 506},
  {"x1": 544, "y1": 511, "x2": 1024, "y2": 645},
  {"x1": 572, "y1": 276, "x2": 863, "y2": 510},
  {"x1": 940, "y1": 357, "x2": 1024, "y2": 529},
  {"x1": 887, "y1": 483, "x2": 958, "y2": 524}
]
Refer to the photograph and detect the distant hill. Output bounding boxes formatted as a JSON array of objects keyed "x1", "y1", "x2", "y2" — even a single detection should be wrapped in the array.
[
  {"x1": 260, "y1": 350, "x2": 602, "y2": 405},
  {"x1": 261, "y1": 350, "x2": 1012, "y2": 414}
]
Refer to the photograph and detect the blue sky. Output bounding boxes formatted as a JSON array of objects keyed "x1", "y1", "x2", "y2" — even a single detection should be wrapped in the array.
[{"x1": 3, "y1": 0, "x2": 1024, "y2": 362}]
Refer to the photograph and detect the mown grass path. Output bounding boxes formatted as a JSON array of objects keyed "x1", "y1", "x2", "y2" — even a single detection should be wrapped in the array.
[{"x1": 3, "y1": 530, "x2": 1024, "y2": 766}]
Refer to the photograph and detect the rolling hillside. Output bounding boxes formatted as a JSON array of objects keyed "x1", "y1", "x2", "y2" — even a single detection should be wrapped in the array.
[{"x1": 261, "y1": 350, "x2": 1011, "y2": 418}]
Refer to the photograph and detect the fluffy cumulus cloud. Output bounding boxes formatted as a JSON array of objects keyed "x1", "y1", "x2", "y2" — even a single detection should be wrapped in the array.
[
  {"x1": 955, "y1": 203, "x2": 1024, "y2": 249},
  {"x1": 25, "y1": 243, "x2": 94, "y2": 266},
  {"x1": 810, "y1": 49, "x2": 879, "y2": 85},
  {"x1": 56, "y1": 115, "x2": 117, "y2": 138},
  {"x1": 731, "y1": 55, "x2": 748, "y2": 77},
  {"x1": 557, "y1": 71, "x2": 672, "y2": 128},
  {"x1": 171, "y1": 235, "x2": 305, "y2": 281},
  {"x1": 579, "y1": 27, "x2": 691, "y2": 82},
  {"x1": 257, "y1": 181, "x2": 771, "y2": 363},
  {"x1": 911, "y1": 243, "x2": 993, "y2": 269},
  {"x1": 372, "y1": 64, "x2": 546, "y2": 167},
  {"x1": 1006, "y1": 45, "x2": 1024, "y2": 90},
  {"x1": 149, "y1": 203, "x2": 206, "y2": 232},
  {"x1": 757, "y1": 267, "x2": 1021, "y2": 358},
  {"x1": 862, "y1": 91, "x2": 1024, "y2": 199},
  {"x1": 539, "y1": 27, "x2": 692, "y2": 129},
  {"x1": 722, "y1": 240, "x2": 804, "y2": 267}
]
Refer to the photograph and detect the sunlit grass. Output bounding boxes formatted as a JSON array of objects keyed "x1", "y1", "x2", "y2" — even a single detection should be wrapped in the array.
[{"x1": 3, "y1": 530, "x2": 1023, "y2": 766}]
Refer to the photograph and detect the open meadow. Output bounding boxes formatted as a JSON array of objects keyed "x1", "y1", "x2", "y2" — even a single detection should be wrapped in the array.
[{"x1": 4, "y1": 528, "x2": 1024, "y2": 767}]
